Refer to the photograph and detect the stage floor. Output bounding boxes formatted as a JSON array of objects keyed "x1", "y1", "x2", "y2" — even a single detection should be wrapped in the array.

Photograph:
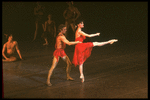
[{"x1": 2, "y1": 40, "x2": 148, "y2": 98}]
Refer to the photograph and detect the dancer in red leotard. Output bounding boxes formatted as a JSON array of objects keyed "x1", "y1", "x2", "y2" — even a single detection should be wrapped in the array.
[{"x1": 72, "y1": 20, "x2": 118, "y2": 83}]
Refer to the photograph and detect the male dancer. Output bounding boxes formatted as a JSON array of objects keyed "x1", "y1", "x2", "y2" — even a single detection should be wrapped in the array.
[{"x1": 47, "y1": 24, "x2": 81, "y2": 86}]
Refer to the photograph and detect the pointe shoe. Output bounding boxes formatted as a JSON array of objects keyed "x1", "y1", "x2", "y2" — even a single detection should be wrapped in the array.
[
  {"x1": 110, "y1": 39, "x2": 118, "y2": 44},
  {"x1": 81, "y1": 78, "x2": 84, "y2": 83},
  {"x1": 80, "y1": 76, "x2": 85, "y2": 83},
  {"x1": 67, "y1": 77, "x2": 74, "y2": 81},
  {"x1": 46, "y1": 81, "x2": 52, "y2": 86}
]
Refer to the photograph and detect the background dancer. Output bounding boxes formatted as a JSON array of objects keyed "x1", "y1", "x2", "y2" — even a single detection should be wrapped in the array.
[
  {"x1": 63, "y1": 1, "x2": 81, "y2": 37},
  {"x1": 33, "y1": 2, "x2": 45, "y2": 41},
  {"x1": 42, "y1": 14, "x2": 56, "y2": 46}
]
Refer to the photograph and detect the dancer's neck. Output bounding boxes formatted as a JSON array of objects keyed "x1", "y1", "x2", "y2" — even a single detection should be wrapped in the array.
[{"x1": 77, "y1": 27, "x2": 81, "y2": 31}]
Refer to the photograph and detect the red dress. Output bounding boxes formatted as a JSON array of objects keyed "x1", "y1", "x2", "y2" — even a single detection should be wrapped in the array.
[
  {"x1": 53, "y1": 34, "x2": 66, "y2": 62},
  {"x1": 72, "y1": 35, "x2": 93, "y2": 67}
]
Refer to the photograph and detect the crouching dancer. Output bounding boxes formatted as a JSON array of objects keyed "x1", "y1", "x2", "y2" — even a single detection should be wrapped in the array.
[{"x1": 2, "y1": 34, "x2": 23, "y2": 62}]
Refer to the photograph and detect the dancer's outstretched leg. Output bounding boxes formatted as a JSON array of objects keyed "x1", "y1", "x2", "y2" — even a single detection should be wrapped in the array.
[
  {"x1": 47, "y1": 56, "x2": 58, "y2": 86},
  {"x1": 33, "y1": 22, "x2": 38, "y2": 41},
  {"x1": 79, "y1": 64, "x2": 84, "y2": 83},
  {"x1": 93, "y1": 39, "x2": 118, "y2": 47},
  {"x1": 62, "y1": 55, "x2": 74, "y2": 81},
  {"x1": 70, "y1": 23, "x2": 76, "y2": 33}
]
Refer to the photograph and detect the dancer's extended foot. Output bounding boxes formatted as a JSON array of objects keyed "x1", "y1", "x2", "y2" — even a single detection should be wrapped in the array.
[
  {"x1": 67, "y1": 76, "x2": 74, "y2": 81},
  {"x1": 43, "y1": 43, "x2": 49, "y2": 46},
  {"x1": 109, "y1": 39, "x2": 118, "y2": 44},
  {"x1": 46, "y1": 81, "x2": 52, "y2": 86},
  {"x1": 80, "y1": 75, "x2": 84, "y2": 83}
]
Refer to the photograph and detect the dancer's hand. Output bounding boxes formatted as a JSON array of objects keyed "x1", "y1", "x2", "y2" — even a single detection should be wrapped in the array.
[
  {"x1": 5, "y1": 58, "x2": 9, "y2": 61},
  {"x1": 77, "y1": 41, "x2": 82, "y2": 43},
  {"x1": 79, "y1": 41, "x2": 82, "y2": 43},
  {"x1": 19, "y1": 56, "x2": 23, "y2": 60},
  {"x1": 96, "y1": 33, "x2": 100, "y2": 36}
]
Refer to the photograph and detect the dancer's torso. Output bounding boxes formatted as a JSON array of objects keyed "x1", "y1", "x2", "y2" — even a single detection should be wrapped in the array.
[
  {"x1": 46, "y1": 20, "x2": 55, "y2": 33},
  {"x1": 65, "y1": 7, "x2": 78, "y2": 23},
  {"x1": 55, "y1": 34, "x2": 66, "y2": 49},
  {"x1": 75, "y1": 31, "x2": 86, "y2": 42},
  {"x1": 5, "y1": 41, "x2": 17, "y2": 55}
]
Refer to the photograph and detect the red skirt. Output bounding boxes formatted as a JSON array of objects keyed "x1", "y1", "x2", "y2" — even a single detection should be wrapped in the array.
[
  {"x1": 53, "y1": 49, "x2": 66, "y2": 62},
  {"x1": 72, "y1": 42, "x2": 93, "y2": 67}
]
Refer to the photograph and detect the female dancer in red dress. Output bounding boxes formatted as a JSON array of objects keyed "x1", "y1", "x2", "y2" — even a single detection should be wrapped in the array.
[{"x1": 72, "y1": 20, "x2": 118, "y2": 83}]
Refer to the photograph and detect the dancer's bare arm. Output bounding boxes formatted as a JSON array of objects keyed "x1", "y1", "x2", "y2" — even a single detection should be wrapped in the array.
[
  {"x1": 60, "y1": 36, "x2": 81, "y2": 45},
  {"x1": 63, "y1": 9, "x2": 68, "y2": 19},
  {"x1": 2, "y1": 43, "x2": 8, "y2": 60},
  {"x1": 15, "y1": 41, "x2": 22, "y2": 59},
  {"x1": 43, "y1": 21, "x2": 47, "y2": 32},
  {"x1": 79, "y1": 31, "x2": 100, "y2": 38},
  {"x1": 53, "y1": 21, "x2": 56, "y2": 37},
  {"x1": 74, "y1": 7, "x2": 81, "y2": 20}
]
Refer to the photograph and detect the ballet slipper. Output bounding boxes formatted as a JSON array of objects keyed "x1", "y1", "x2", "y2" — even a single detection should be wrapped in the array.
[
  {"x1": 80, "y1": 75, "x2": 84, "y2": 83},
  {"x1": 81, "y1": 78, "x2": 84, "y2": 83},
  {"x1": 46, "y1": 81, "x2": 52, "y2": 86},
  {"x1": 67, "y1": 76, "x2": 74, "y2": 81}
]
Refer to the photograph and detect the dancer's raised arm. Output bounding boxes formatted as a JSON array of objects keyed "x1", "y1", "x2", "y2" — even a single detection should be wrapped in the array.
[{"x1": 79, "y1": 31, "x2": 100, "y2": 38}]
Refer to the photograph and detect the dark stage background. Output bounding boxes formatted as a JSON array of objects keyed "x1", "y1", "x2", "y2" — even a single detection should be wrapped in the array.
[
  {"x1": 2, "y1": 1, "x2": 148, "y2": 49},
  {"x1": 2, "y1": 2, "x2": 148, "y2": 98}
]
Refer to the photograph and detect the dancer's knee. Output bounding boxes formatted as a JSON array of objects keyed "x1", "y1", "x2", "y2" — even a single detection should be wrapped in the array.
[
  {"x1": 3, "y1": 57, "x2": 17, "y2": 62},
  {"x1": 66, "y1": 57, "x2": 72, "y2": 66},
  {"x1": 10, "y1": 57, "x2": 17, "y2": 61}
]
